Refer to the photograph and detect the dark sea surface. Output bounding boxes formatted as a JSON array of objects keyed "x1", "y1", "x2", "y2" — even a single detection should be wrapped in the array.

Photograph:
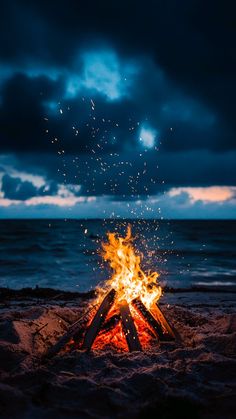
[{"x1": 0, "y1": 219, "x2": 235, "y2": 292}]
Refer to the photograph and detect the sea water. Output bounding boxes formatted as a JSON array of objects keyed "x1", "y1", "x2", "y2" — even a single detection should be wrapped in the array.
[{"x1": 0, "y1": 219, "x2": 235, "y2": 292}]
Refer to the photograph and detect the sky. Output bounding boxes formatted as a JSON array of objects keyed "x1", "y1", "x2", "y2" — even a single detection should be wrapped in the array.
[{"x1": 0, "y1": 0, "x2": 235, "y2": 219}]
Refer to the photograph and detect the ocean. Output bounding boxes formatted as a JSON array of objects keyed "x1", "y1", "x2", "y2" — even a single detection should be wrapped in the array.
[{"x1": 0, "y1": 219, "x2": 235, "y2": 292}]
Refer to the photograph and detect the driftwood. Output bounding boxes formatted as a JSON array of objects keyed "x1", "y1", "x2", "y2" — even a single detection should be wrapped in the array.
[
  {"x1": 81, "y1": 289, "x2": 116, "y2": 351},
  {"x1": 44, "y1": 303, "x2": 98, "y2": 359},
  {"x1": 120, "y1": 300, "x2": 142, "y2": 351}
]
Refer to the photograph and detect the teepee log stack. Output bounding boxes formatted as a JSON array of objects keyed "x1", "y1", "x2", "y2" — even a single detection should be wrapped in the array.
[
  {"x1": 43, "y1": 288, "x2": 177, "y2": 357},
  {"x1": 80, "y1": 290, "x2": 176, "y2": 351}
]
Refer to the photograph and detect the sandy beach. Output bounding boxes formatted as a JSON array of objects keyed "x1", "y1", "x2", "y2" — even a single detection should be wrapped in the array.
[
  {"x1": 1, "y1": 0, "x2": 236, "y2": 416},
  {"x1": 0, "y1": 288, "x2": 235, "y2": 419}
]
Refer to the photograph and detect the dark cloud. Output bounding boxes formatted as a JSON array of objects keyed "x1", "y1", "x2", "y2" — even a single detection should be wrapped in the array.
[
  {"x1": 0, "y1": 73, "x2": 63, "y2": 152},
  {"x1": 0, "y1": 0, "x2": 235, "y2": 206},
  {"x1": 0, "y1": 72, "x2": 141, "y2": 154},
  {"x1": 3, "y1": 149, "x2": 235, "y2": 201},
  {"x1": 0, "y1": 66, "x2": 231, "y2": 157},
  {"x1": 1, "y1": 174, "x2": 58, "y2": 200},
  {"x1": 2, "y1": 174, "x2": 38, "y2": 200},
  {"x1": 1, "y1": 0, "x2": 235, "y2": 132}
]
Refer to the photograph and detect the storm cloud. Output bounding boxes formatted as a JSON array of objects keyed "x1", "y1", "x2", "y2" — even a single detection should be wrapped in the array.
[{"x1": 0, "y1": 0, "x2": 235, "y2": 217}]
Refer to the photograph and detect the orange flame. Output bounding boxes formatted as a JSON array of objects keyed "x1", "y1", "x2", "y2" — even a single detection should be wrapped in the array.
[
  {"x1": 101, "y1": 225, "x2": 162, "y2": 309},
  {"x1": 83, "y1": 225, "x2": 163, "y2": 351}
]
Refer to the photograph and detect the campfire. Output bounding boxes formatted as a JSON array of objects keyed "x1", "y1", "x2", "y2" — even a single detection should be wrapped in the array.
[{"x1": 46, "y1": 226, "x2": 175, "y2": 357}]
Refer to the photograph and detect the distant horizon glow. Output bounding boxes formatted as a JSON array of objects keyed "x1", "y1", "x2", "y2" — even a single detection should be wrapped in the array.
[{"x1": 0, "y1": 185, "x2": 235, "y2": 219}]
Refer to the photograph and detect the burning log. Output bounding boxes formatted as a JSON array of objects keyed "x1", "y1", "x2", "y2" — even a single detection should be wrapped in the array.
[
  {"x1": 99, "y1": 314, "x2": 120, "y2": 334},
  {"x1": 132, "y1": 298, "x2": 174, "y2": 341},
  {"x1": 43, "y1": 303, "x2": 98, "y2": 359},
  {"x1": 82, "y1": 289, "x2": 116, "y2": 351},
  {"x1": 132, "y1": 297, "x2": 163, "y2": 340},
  {"x1": 119, "y1": 300, "x2": 142, "y2": 351},
  {"x1": 150, "y1": 303, "x2": 176, "y2": 340}
]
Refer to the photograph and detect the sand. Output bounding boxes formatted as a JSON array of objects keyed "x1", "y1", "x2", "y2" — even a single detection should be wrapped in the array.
[{"x1": 0, "y1": 288, "x2": 236, "y2": 419}]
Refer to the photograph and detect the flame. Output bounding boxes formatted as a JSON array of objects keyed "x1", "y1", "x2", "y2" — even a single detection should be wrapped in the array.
[
  {"x1": 101, "y1": 225, "x2": 162, "y2": 309},
  {"x1": 74, "y1": 225, "x2": 163, "y2": 351}
]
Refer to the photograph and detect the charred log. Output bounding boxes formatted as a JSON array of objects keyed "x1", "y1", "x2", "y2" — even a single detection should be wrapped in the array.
[
  {"x1": 119, "y1": 300, "x2": 142, "y2": 351},
  {"x1": 132, "y1": 297, "x2": 163, "y2": 340},
  {"x1": 43, "y1": 303, "x2": 98, "y2": 359},
  {"x1": 81, "y1": 289, "x2": 116, "y2": 350},
  {"x1": 150, "y1": 303, "x2": 176, "y2": 340}
]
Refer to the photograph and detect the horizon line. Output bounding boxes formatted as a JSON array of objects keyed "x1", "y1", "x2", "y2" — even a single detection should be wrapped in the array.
[{"x1": 0, "y1": 218, "x2": 235, "y2": 221}]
